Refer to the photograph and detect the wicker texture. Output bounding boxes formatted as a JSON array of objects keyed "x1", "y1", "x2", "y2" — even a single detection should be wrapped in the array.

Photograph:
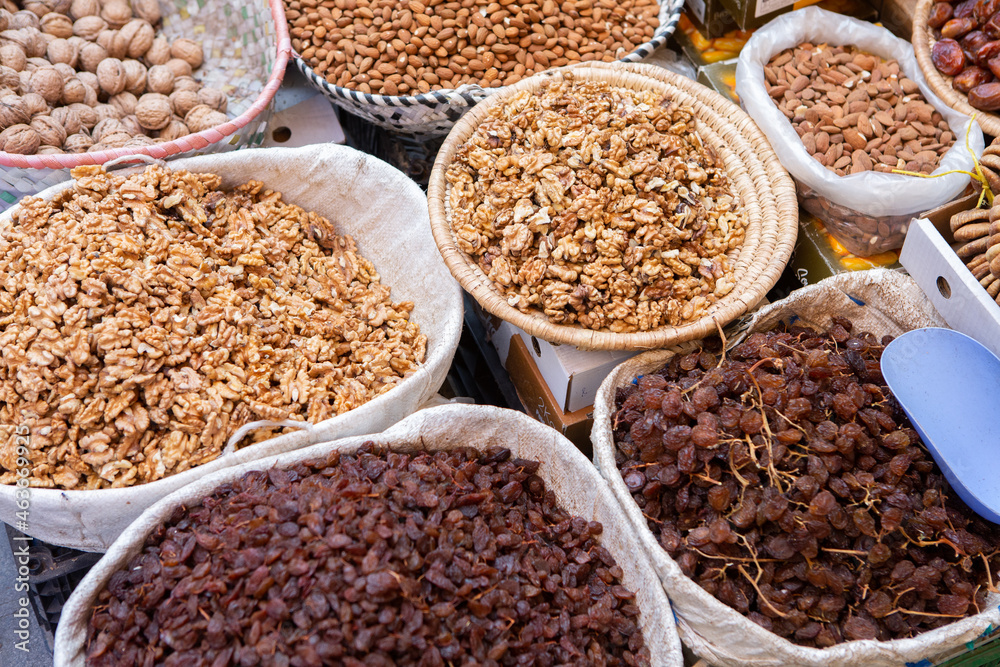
[
  {"x1": 427, "y1": 62, "x2": 799, "y2": 351},
  {"x1": 0, "y1": 0, "x2": 291, "y2": 211},
  {"x1": 913, "y1": 0, "x2": 1000, "y2": 137},
  {"x1": 292, "y1": 0, "x2": 684, "y2": 138}
]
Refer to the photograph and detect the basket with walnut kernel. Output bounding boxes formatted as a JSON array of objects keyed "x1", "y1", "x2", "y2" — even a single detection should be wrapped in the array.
[
  {"x1": 0, "y1": 144, "x2": 463, "y2": 551},
  {"x1": 429, "y1": 62, "x2": 799, "y2": 351}
]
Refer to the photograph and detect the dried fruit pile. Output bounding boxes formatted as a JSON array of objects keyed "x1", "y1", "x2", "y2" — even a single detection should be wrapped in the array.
[
  {"x1": 612, "y1": 320, "x2": 1000, "y2": 646},
  {"x1": 766, "y1": 43, "x2": 955, "y2": 177},
  {"x1": 287, "y1": 0, "x2": 660, "y2": 95},
  {"x1": 0, "y1": 165, "x2": 426, "y2": 490},
  {"x1": 85, "y1": 445, "x2": 650, "y2": 666},
  {"x1": 447, "y1": 75, "x2": 746, "y2": 333},
  {"x1": 929, "y1": 0, "x2": 1000, "y2": 111}
]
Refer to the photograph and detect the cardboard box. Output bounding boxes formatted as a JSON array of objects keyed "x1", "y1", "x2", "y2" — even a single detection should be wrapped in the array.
[
  {"x1": 505, "y1": 336, "x2": 595, "y2": 455},
  {"x1": 899, "y1": 218, "x2": 1000, "y2": 361},
  {"x1": 717, "y1": 0, "x2": 877, "y2": 36},
  {"x1": 472, "y1": 301, "x2": 637, "y2": 413}
]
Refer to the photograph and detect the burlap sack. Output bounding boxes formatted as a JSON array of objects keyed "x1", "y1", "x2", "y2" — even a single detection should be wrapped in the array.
[
  {"x1": 591, "y1": 269, "x2": 1000, "y2": 667},
  {"x1": 0, "y1": 144, "x2": 463, "y2": 552},
  {"x1": 54, "y1": 404, "x2": 683, "y2": 666}
]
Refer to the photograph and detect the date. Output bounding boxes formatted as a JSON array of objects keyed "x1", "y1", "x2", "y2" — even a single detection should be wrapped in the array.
[
  {"x1": 953, "y1": 65, "x2": 994, "y2": 92},
  {"x1": 969, "y1": 81, "x2": 1000, "y2": 108},
  {"x1": 930, "y1": 1, "x2": 955, "y2": 27},
  {"x1": 933, "y1": 38, "x2": 969, "y2": 75},
  {"x1": 943, "y1": 16, "x2": 980, "y2": 38},
  {"x1": 962, "y1": 30, "x2": 991, "y2": 58}
]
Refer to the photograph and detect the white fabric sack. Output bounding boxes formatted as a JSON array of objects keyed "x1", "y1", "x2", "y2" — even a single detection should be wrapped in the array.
[
  {"x1": 592, "y1": 270, "x2": 1000, "y2": 667},
  {"x1": 0, "y1": 144, "x2": 463, "y2": 552},
  {"x1": 54, "y1": 404, "x2": 684, "y2": 666},
  {"x1": 735, "y1": 7, "x2": 984, "y2": 218}
]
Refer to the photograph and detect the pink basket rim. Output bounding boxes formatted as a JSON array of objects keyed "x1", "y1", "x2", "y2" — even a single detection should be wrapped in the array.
[{"x1": 0, "y1": 0, "x2": 291, "y2": 171}]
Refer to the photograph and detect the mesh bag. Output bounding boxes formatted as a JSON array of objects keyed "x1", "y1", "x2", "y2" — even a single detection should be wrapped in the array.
[
  {"x1": 0, "y1": 0, "x2": 291, "y2": 211},
  {"x1": 293, "y1": 0, "x2": 685, "y2": 138}
]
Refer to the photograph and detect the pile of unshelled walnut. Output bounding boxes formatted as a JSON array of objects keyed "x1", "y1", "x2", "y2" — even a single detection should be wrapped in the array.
[
  {"x1": 0, "y1": 0, "x2": 228, "y2": 155},
  {"x1": 0, "y1": 164, "x2": 427, "y2": 489}
]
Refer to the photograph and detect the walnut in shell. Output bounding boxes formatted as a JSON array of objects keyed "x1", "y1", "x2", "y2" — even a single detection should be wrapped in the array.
[
  {"x1": 184, "y1": 103, "x2": 226, "y2": 132},
  {"x1": 144, "y1": 63, "x2": 171, "y2": 94},
  {"x1": 154, "y1": 117, "x2": 186, "y2": 141},
  {"x1": 50, "y1": 104, "x2": 80, "y2": 133},
  {"x1": 0, "y1": 9, "x2": 9, "y2": 32},
  {"x1": 52, "y1": 61, "x2": 75, "y2": 80},
  {"x1": 77, "y1": 41, "x2": 104, "y2": 72},
  {"x1": 2, "y1": 28, "x2": 47, "y2": 58},
  {"x1": 68, "y1": 100, "x2": 95, "y2": 127},
  {"x1": 196, "y1": 86, "x2": 226, "y2": 113},
  {"x1": 69, "y1": 0, "x2": 98, "y2": 20},
  {"x1": 123, "y1": 133, "x2": 152, "y2": 147},
  {"x1": 0, "y1": 43, "x2": 25, "y2": 70},
  {"x1": 39, "y1": 12, "x2": 72, "y2": 38},
  {"x1": 62, "y1": 129, "x2": 91, "y2": 151},
  {"x1": 134, "y1": 90, "x2": 168, "y2": 129},
  {"x1": 99, "y1": 0, "x2": 130, "y2": 29},
  {"x1": 107, "y1": 90, "x2": 135, "y2": 114},
  {"x1": 0, "y1": 123, "x2": 39, "y2": 153},
  {"x1": 0, "y1": 94, "x2": 28, "y2": 128},
  {"x1": 28, "y1": 65, "x2": 62, "y2": 104},
  {"x1": 163, "y1": 57, "x2": 189, "y2": 78},
  {"x1": 10, "y1": 11, "x2": 39, "y2": 30},
  {"x1": 46, "y1": 37, "x2": 77, "y2": 66},
  {"x1": 35, "y1": 143, "x2": 62, "y2": 153},
  {"x1": 131, "y1": 0, "x2": 159, "y2": 26},
  {"x1": 167, "y1": 87, "x2": 195, "y2": 116},
  {"x1": 90, "y1": 115, "x2": 123, "y2": 141},
  {"x1": 92, "y1": 102, "x2": 120, "y2": 122},
  {"x1": 22, "y1": 91, "x2": 49, "y2": 116},
  {"x1": 0, "y1": 64, "x2": 18, "y2": 90},
  {"x1": 118, "y1": 112, "x2": 141, "y2": 135},
  {"x1": 60, "y1": 75, "x2": 85, "y2": 103},
  {"x1": 118, "y1": 18, "x2": 152, "y2": 59},
  {"x1": 99, "y1": 129, "x2": 129, "y2": 146},
  {"x1": 170, "y1": 74, "x2": 198, "y2": 92},
  {"x1": 96, "y1": 28, "x2": 126, "y2": 59},
  {"x1": 71, "y1": 15, "x2": 105, "y2": 40},
  {"x1": 169, "y1": 38, "x2": 201, "y2": 68},
  {"x1": 121, "y1": 57, "x2": 144, "y2": 94},
  {"x1": 85, "y1": 140, "x2": 104, "y2": 151},
  {"x1": 142, "y1": 34, "x2": 168, "y2": 66},
  {"x1": 96, "y1": 56, "x2": 125, "y2": 95},
  {"x1": 29, "y1": 113, "x2": 64, "y2": 146}
]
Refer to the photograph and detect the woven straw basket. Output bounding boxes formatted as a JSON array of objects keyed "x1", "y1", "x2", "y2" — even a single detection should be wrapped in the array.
[
  {"x1": 292, "y1": 0, "x2": 684, "y2": 138},
  {"x1": 0, "y1": 0, "x2": 290, "y2": 212},
  {"x1": 913, "y1": 0, "x2": 1000, "y2": 137},
  {"x1": 427, "y1": 62, "x2": 800, "y2": 351}
]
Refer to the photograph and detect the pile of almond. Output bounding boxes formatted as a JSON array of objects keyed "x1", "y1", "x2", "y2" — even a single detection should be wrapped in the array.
[
  {"x1": 0, "y1": 0, "x2": 229, "y2": 155},
  {"x1": 765, "y1": 43, "x2": 955, "y2": 177}
]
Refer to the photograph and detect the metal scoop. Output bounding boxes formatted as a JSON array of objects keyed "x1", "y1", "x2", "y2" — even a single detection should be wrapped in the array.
[{"x1": 881, "y1": 328, "x2": 1000, "y2": 524}]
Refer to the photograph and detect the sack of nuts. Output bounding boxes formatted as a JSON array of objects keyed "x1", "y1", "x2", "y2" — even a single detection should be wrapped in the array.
[
  {"x1": 54, "y1": 404, "x2": 684, "y2": 666},
  {"x1": 0, "y1": 144, "x2": 463, "y2": 552},
  {"x1": 591, "y1": 270, "x2": 1000, "y2": 667},
  {"x1": 736, "y1": 7, "x2": 984, "y2": 257}
]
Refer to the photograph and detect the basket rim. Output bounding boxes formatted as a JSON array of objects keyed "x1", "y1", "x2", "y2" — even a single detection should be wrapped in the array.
[
  {"x1": 290, "y1": 0, "x2": 685, "y2": 108},
  {"x1": 0, "y1": 0, "x2": 292, "y2": 170},
  {"x1": 427, "y1": 62, "x2": 799, "y2": 351},
  {"x1": 912, "y1": 0, "x2": 1000, "y2": 137}
]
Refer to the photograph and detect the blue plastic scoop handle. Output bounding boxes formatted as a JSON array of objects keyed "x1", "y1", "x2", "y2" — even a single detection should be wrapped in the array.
[{"x1": 881, "y1": 328, "x2": 1000, "y2": 525}]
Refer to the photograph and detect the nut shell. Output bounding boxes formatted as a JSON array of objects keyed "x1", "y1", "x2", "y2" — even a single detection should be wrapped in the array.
[
  {"x1": 46, "y1": 36, "x2": 77, "y2": 66},
  {"x1": 163, "y1": 57, "x2": 190, "y2": 78},
  {"x1": 71, "y1": 15, "x2": 105, "y2": 40},
  {"x1": 196, "y1": 86, "x2": 226, "y2": 113},
  {"x1": 30, "y1": 113, "x2": 65, "y2": 146},
  {"x1": 134, "y1": 90, "x2": 169, "y2": 129},
  {"x1": 68, "y1": 100, "x2": 96, "y2": 127},
  {"x1": 99, "y1": 0, "x2": 130, "y2": 29},
  {"x1": 50, "y1": 104, "x2": 80, "y2": 133},
  {"x1": 10, "y1": 11, "x2": 39, "y2": 30},
  {"x1": 155, "y1": 117, "x2": 187, "y2": 141},
  {"x1": 0, "y1": 94, "x2": 29, "y2": 128},
  {"x1": 145, "y1": 63, "x2": 172, "y2": 94},
  {"x1": 169, "y1": 38, "x2": 201, "y2": 68},
  {"x1": 107, "y1": 89, "x2": 135, "y2": 114},
  {"x1": 96, "y1": 28, "x2": 126, "y2": 59},
  {"x1": 96, "y1": 56, "x2": 125, "y2": 96},
  {"x1": 39, "y1": 12, "x2": 72, "y2": 38},
  {"x1": 121, "y1": 57, "x2": 145, "y2": 95},
  {"x1": 0, "y1": 122, "x2": 40, "y2": 153},
  {"x1": 60, "y1": 75, "x2": 86, "y2": 103},
  {"x1": 0, "y1": 43, "x2": 25, "y2": 71},
  {"x1": 184, "y1": 103, "x2": 226, "y2": 132},
  {"x1": 28, "y1": 65, "x2": 62, "y2": 104},
  {"x1": 167, "y1": 87, "x2": 196, "y2": 116},
  {"x1": 68, "y1": 0, "x2": 99, "y2": 20},
  {"x1": 77, "y1": 41, "x2": 105, "y2": 72},
  {"x1": 91, "y1": 115, "x2": 123, "y2": 141},
  {"x1": 119, "y1": 112, "x2": 141, "y2": 135},
  {"x1": 0, "y1": 63, "x2": 18, "y2": 89},
  {"x1": 63, "y1": 130, "x2": 92, "y2": 152},
  {"x1": 143, "y1": 35, "x2": 168, "y2": 66},
  {"x1": 131, "y1": 0, "x2": 160, "y2": 26},
  {"x1": 119, "y1": 18, "x2": 153, "y2": 59},
  {"x1": 21, "y1": 91, "x2": 49, "y2": 116},
  {"x1": 170, "y1": 74, "x2": 198, "y2": 92}
]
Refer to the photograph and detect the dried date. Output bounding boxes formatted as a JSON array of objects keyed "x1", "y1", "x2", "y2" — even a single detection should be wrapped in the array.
[
  {"x1": 970, "y1": 81, "x2": 1000, "y2": 108},
  {"x1": 933, "y1": 38, "x2": 969, "y2": 75}
]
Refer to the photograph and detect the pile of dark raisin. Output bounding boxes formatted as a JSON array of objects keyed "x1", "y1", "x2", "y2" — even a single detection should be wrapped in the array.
[
  {"x1": 85, "y1": 445, "x2": 650, "y2": 666},
  {"x1": 612, "y1": 318, "x2": 1000, "y2": 647}
]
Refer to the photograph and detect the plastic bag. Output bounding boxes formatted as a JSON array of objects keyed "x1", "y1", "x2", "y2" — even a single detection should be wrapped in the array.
[{"x1": 735, "y1": 7, "x2": 985, "y2": 256}]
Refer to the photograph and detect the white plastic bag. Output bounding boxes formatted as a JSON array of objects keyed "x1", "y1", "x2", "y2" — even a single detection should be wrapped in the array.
[
  {"x1": 0, "y1": 144, "x2": 464, "y2": 552},
  {"x1": 736, "y1": 7, "x2": 984, "y2": 254},
  {"x1": 54, "y1": 405, "x2": 684, "y2": 667},
  {"x1": 591, "y1": 270, "x2": 1000, "y2": 666}
]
